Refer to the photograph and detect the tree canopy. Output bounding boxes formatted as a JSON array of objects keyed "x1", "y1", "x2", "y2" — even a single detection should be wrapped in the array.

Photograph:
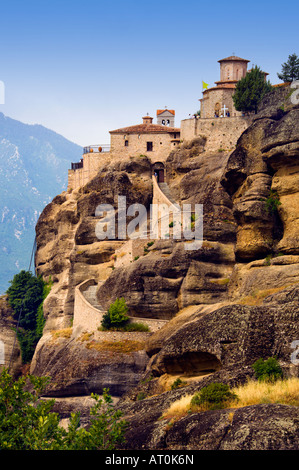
[
  {"x1": 6, "y1": 270, "x2": 50, "y2": 363},
  {"x1": 277, "y1": 53, "x2": 299, "y2": 82},
  {"x1": 232, "y1": 65, "x2": 272, "y2": 114},
  {"x1": 0, "y1": 369, "x2": 127, "y2": 450}
]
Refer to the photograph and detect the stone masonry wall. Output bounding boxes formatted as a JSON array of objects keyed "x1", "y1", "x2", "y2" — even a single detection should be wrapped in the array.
[
  {"x1": 181, "y1": 116, "x2": 252, "y2": 152},
  {"x1": 110, "y1": 133, "x2": 178, "y2": 162},
  {"x1": 201, "y1": 88, "x2": 243, "y2": 119}
]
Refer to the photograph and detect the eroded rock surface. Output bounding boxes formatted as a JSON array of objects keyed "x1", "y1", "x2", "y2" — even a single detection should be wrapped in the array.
[{"x1": 22, "y1": 85, "x2": 299, "y2": 450}]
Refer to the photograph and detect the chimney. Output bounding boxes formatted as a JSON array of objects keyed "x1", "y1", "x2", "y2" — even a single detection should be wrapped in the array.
[{"x1": 142, "y1": 115, "x2": 153, "y2": 125}]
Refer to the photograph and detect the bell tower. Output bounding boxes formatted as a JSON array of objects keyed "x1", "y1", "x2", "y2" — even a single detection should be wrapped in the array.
[{"x1": 156, "y1": 108, "x2": 175, "y2": 127}]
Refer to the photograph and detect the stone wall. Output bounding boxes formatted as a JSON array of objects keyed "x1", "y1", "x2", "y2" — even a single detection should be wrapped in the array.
[
  {"x1": 201, "y1": 87, "x2": 243, "y2": 119},
  {"x1": 67, "y1": 151, "x2": 118, "y2": 191},
  {"x1": 110, "y1": 133, "x2": 178, "y2": 162},
  {"x1": 67, "y1": 136, "x2": 179, "y2": 191},
  {"x1": 181, "y1": 116, "x2": 252, "y2": 152},
  {"x1": 72, "y1": 278, "x2": 167, "y2": 334},
  {"x1": 73, "y1": 279, "x2": 101, "y2": 335}
]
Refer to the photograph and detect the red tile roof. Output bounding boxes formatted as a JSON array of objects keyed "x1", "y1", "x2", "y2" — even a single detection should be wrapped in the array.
[
  {"x1": 156, "y1": 109, "x2": 175, "y2": 115},
  {"x1": 109, "y1": 123, "x2": 180, "y2": 135},
  {"x1": 218, "y1": 56, "x2": 250, "y2": 63}
]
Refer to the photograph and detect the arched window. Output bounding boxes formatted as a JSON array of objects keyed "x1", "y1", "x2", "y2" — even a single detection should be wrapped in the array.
[{"x1": 162, "y1": 119, "x2": 165, "y2": 125}]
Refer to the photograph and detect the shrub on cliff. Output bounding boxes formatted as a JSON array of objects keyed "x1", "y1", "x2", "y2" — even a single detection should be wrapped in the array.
[
  {"x1": 0, "y1": 369, "x2": 127, "y2": 450},
  {"x1": 101, "y1": 297, "x2": 129, "y2": 330},
  {"x1": 191, "y1": 383, "x2": 238, "y2": 410},
  {"x1": 252, "y1": 357, "x2": 283, "y2": 382}
]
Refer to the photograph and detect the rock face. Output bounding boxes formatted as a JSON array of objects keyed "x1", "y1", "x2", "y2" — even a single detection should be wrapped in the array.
[
  {"x1": 146, "y1": 286, "x2": 299, "y2": 379},
  {"x1": 34, "y1": 156, "x2": 153, "y2": 331},
  {"x1": 221, "y1": 85, "x2": 299, "y2": 261},
  {"x1": 97, "y1": 240, "x2": 235, "y2": 319},
  {"x1": 164, "y1": 404, "x2": 299, "y2": 450},
  {"x1": 30, "y1": 330, "x2": 149, "y2": 397},
  {"x1": 119, "y1": 402, "x2": 299, "y2": 451},
  {"x1": 0, "y1": 295, "x2": 22, "y2": 377},
  {"x1": 21, "y1": 85, "x2": 299, "y2": 450}
]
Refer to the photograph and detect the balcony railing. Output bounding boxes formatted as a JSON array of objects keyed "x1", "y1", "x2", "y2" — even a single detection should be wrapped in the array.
[
  {"x1": 83, "y1": 144, "x2": 110, "y2": 154},
  {"x1": 71, "y1": 159, "x2": 83, "y2": 170}
]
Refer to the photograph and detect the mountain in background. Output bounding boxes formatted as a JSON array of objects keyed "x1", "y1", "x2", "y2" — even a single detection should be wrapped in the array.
[{"x1": 0, "y1": 112, "x2": 82, "y2": 294}]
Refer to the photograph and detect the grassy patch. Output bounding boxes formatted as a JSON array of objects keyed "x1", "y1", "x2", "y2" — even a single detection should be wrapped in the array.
[
  {"x1": 162, "y1": 377, "x2": 299, "y2": 420},
  {"x1": 50, "y1": 328, "x2": 72, "y2": 340},
  {"x1": 209, "y1": 278, "x2": 230, "y2": 285},
  {"x1": 78, "y1": 332, "x2": 93, "y2": 342},
  {"x1": 171, "y1": 377, "x2": 188, "y2": 390},
  {"x1": 238, "y1": 283, "x2": 298, "y2": 306},
  {"x1": 86, "y1": 340, "x2": 145, "y2": 354},
  {"x1": 229, "y1": 377, "x2": 299, "y2": 408}
]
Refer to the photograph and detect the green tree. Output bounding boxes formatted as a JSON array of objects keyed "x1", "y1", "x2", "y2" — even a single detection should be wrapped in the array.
[
  {"x1": 0, "y1": 369, "x2": 127, "y2": 450},
  {"x1": 277, "y1": 53, "x2": 299, "y2": 82},
  {"x1": 233, "y1": 65, "x2": 272, "y2": 114},
  {"x1": 6, "y1": 271, "x2": 51, "y2": 363},
  {"x1": 101, "y1": 297, "x2": 129, "y2": 330},
  {"x1": 7, "y1": 270, "x2": 44, "y2": 329}
]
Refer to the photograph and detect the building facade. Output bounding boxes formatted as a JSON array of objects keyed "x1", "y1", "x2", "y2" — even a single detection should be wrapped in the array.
[
  {"x1": 200, "y1": 55, "x2": 250, "y2": 118},
  {"x1": 109, "y1": 115, "x2": 180, "y2": 162}
]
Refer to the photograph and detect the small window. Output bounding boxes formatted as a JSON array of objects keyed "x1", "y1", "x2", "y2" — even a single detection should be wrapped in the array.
[
  {"x1": 125, "y1": 140, "x2": 128, "y2": 147},
  {"x1": 147, "y1": 142, "x2": 153, "y2": 151},
  {"x1": 166, "y1": 119, "x2": 170, "y2": 125},
  {"x1": 162, "y1": 119, "x2": 165, "y2": 125}
]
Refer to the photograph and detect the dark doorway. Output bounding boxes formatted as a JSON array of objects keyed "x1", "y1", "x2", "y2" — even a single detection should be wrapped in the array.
[
  {"x1": 153, "y1": 162, "x2": 165, "y2": 183},
  {"x1": 157, "y1": 169, "x2": 164, "y2": 182}
]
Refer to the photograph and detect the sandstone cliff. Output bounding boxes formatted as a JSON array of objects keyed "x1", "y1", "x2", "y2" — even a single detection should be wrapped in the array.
[{"x1": 14, "y1": 84, "x2": 299, "y2": 450}]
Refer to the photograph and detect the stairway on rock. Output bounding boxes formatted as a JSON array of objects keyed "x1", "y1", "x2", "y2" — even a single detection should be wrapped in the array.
[
  {"x1": 82, "y1": 283, "x2": 105, "y2": 313},
  {"x1": 158, "y1": 182, "x2": 178, "y2": 205}
]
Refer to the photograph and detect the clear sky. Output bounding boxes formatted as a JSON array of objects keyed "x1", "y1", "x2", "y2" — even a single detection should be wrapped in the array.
[{"x1": 0, "y1": 0, "x2": 298, "y2": 147}]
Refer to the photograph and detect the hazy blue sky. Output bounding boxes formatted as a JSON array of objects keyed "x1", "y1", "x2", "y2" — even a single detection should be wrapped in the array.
[{"x1": 0, "y1": 0, "x2": 297, "y2": 147}]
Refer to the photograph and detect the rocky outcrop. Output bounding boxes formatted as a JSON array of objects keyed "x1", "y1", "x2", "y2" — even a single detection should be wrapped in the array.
[
  {"x1": 119, "y1": 402, "x2": 299, "y2": 451},
  {"x1": 146, "y1": 285, "x2": 299, "y2": 379},
  {"x1": 221, "y1": 85, "x2": 299, "y2": 261},
  {"x1": 111, "y1": 283, "x2": 299, "y2": 450},
  {"x1": 34, "y1": 156, "x2": 153, "y2": 332},
  {"x1": 23, "y1": 85, "x2": 299, "y2": 451},
  {"x1": 166, "y1": 141, "x2": 236, "y2": 243},
  {"x1": 97, "y1": 240, "x2": 235, "y2": 319},
  {"x1": 162, "y1": 404, "x2": 299, "y2": 450},
  {"x1": 0, "y1": 295, "x2": 22, "y2": 377},
  {"x1": 31, "y1": 329, "x2": 149, "y2": 397}
]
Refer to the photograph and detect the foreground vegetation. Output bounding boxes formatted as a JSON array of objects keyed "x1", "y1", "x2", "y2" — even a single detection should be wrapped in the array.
[{"x1": 0, "y1": 369, "x2": 127, "y2": 450}]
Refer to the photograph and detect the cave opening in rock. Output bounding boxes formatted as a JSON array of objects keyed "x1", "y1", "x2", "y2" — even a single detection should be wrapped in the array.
[{"x1": 163, "y1": 351, "x2": 222, "y2": 376}]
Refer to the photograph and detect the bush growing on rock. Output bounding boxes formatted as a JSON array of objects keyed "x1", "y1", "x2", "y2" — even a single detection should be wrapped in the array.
[
  {"x1": 101, "y1": 297, "x2": 129, "y2": 330},
  {"x1": 191, "y1": 383, "x2": 238, "y2": 410},
  {"x1": 252, "y1": 357, "x2": 283, "y2": 383}
]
